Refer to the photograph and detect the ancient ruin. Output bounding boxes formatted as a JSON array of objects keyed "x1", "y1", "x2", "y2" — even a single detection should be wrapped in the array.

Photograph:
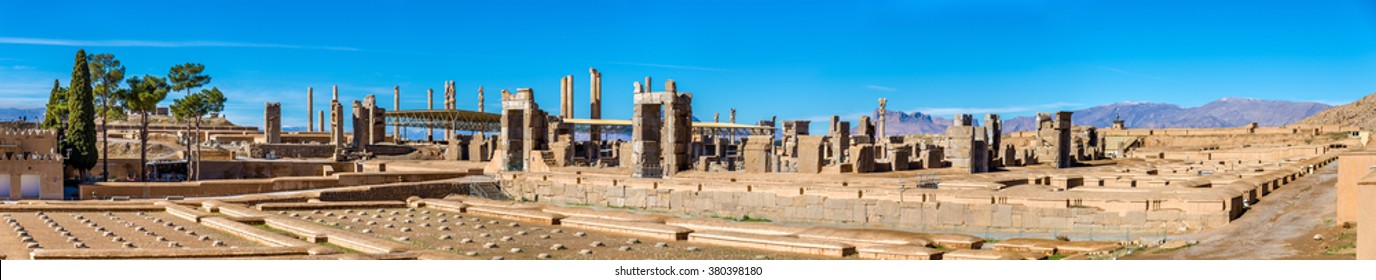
[{"x1": 4, "y1": 67, "x2": 1368, "y2": 261}]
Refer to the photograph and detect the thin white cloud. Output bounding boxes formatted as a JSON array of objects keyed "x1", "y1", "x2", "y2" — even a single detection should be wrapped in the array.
[
  {"x1": 605, "y1": 61, "x2": 733, "y2": 72},
  {"x1": 0, "y1": 79, "x2": 58, "y2": 109},
  {"x1": 912, "y1": 102, "x2": 1081, "y2": 116},
  {"x1": 0, "y1": 37, "x2": 359, "y2": 51},
  {"x1": 864, "y1": 84, "x2": 897, "y2": 92},
  {"x1": 1094, "y1": 66, "x2": 1176, "y2": 83}
]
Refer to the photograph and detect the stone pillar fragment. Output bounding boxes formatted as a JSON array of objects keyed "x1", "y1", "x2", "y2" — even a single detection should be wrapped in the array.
[
  {"x1": 985, "y1": 114, "x2": 1002, "y2": 162},
  {"x1": 330, "y1": 101, "x2": 344, "y2": 148},
  {"x1": 829, "y1": 116, "x2": 850, "y2": 165},
  {"x1": 264, "y1": 102, "x2": 281, "y2": 144},
  {"x1": 351, "y1": 100, "x2": 367, "y2": 150},
  {"x1": 478, "y1": 86, "x2": 485, "y2": 113},
  {"x1": 796, "y1": 135, "x2": 826, "y2": 173},
  {"x1": 742, "y1": 136, "x2": 774, "y2": 173},
  {"x1": 445, "y1": 81, "x2": 456, "y2": 140}
]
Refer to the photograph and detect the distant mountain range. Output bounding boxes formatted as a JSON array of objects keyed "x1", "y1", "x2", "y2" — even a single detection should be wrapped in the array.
[
  {"x1": 861, "y1": 97, "x2": 1332, "y2": 134},
  {"x1": 0, "y1": 107, "x2": 44, "y2": 122},
  {"x1": 3, "y1": 96, "x2": 1342, "y2": 135}
]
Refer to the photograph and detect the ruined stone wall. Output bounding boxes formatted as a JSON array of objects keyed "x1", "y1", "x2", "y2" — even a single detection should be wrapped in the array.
[
  {"x1": 98, "y1": 158, "x2": 354, "y2": 181},
  {"x1": 316, "y1": 180, "x2": 476, "y2": 201},
  {"x1": 2, "y1": 129, "x2": 69, "y2": 199},
  {"x1": 1337, "y1": 151, "x2": 1376, "y2": 224},
  {"x1": 250, "y1": 144, "x2": 337, "y2": 158},
  {"x1": 1359, "y1": 171, "x2": 1376, "y2": 260},
  {"x1": 80, "y1": 170, "x2": 475, "y2": 199},
  {"x1": 500, "y1": 175, "x2": 1266, "y2": 232}
]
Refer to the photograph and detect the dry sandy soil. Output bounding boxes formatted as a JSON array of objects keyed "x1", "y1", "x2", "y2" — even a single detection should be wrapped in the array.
[{"x1": 1123, "y1": 163, "x2": 1356, "y2": 260}]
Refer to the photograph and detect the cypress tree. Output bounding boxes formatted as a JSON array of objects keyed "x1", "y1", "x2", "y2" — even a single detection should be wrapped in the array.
[{"x1": 65, "y1": 49, "x2": 98, "y2": 178}]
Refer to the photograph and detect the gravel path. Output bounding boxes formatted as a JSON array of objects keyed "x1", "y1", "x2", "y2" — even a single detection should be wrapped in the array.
[{"x1": 1126, "y1": 163, "x2": 1338, "y2": 259}]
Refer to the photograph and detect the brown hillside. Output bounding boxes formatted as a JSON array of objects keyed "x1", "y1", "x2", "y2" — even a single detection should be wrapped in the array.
[{"x1": 1295, "y1": 92, "x2": 1376, "y2": 129}]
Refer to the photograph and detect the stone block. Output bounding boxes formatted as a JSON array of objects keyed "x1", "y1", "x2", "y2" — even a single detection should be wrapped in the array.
[
  {"x1": 1146, "y1": 210, "x2": 1182, "y2": 222},
  {"x1": 1095, "y1": 212, "x2": 1122, "y2": 225},
  {"x1": 1124, "y1": 211, "x2": 1148, "y2": 225},
  {"x1": 1039, "y1": 216, "x2": 1070, "y2": 229}
]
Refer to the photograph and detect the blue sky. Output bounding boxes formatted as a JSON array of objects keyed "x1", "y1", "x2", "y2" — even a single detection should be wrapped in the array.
[{"x1": 2, "y1": 0, "x2": 1374, "y2": 133}]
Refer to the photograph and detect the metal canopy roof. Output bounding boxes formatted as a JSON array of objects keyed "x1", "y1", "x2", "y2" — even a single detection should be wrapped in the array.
[
  {"x1": 561, "y1": 118, "x2": 775, "y2": 136},
  {"x1": 381, "y1": 111, "x2": 777, "y2": 136},
  {"x1": 385, "y1": 109, "x2": 502, "y2": 132}
]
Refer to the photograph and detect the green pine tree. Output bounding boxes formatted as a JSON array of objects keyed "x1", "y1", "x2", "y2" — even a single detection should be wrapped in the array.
[
  {"x1": 64, "y1": 49, "x2": 99, "y2": 179},
  {"x1": 40, "y1": 79, "x2": 68, "y2": 130},
  {"x1": 124, "y1": 75, "x2": 169, "y2": 182},
  {"x1": 89, "y1": 52, "x2": 125, "y2": 180}
]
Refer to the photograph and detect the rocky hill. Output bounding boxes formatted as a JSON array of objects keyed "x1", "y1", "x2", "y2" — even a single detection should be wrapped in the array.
[{"x1": 1294, "y1": 92, "x2": 1376, "y2": 129}]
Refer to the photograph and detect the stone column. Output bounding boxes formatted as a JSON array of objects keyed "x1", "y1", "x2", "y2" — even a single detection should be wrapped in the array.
[
  {"x1": 589, "y1": 68, "x2": 601, "y2": 141},
  {"x1": 559, "y1": 76, "x2": 566, "y2": 118},
  {"x1": 729, "y1": 108, "x2": 737, "y2": 143},
  {"x1": 319, "y1": 111, "x2": 325, "y2": 133},
  {"x1": 877, "y1": 98, "x2": 888, "y2": 160},
  {"x1": 478, "y1": 86, "x2": 485, "y2": 113},
  {"x1": 332, "y1": 85, "x2": 338, "y2": 101},
  {"x1": 393, "y1": 86, "x2": 400, "y2": 140},
  {"x1": 559, "y1": 75, "x2": 574, "y2": 119},
  {"x1": 307, "y1": 87, "x2": 314, "y2": 132},
  {"x1": 427, "y1": 88, "x2": 434, "y2": 141}
]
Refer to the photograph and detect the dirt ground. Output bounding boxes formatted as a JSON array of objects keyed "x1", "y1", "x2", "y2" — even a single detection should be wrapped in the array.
[{"x1": 1123, "y1": 163, "x2": 1356, "y2": 260}]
